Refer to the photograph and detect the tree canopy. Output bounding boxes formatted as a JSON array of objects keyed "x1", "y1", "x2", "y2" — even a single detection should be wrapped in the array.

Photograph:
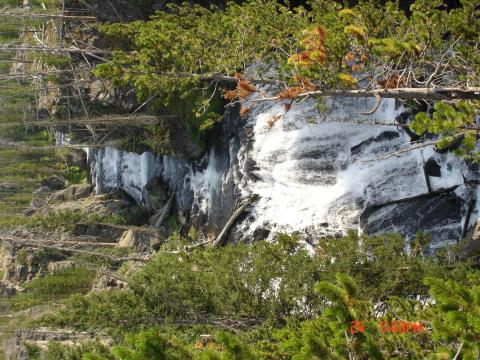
[{"x1": 92, "y1": 0, "x2": 480, "y2": 158}]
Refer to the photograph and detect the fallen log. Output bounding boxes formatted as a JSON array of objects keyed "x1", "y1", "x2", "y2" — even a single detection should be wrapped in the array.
[
  {"x1": 212, "y1": 194, "x2": 258, "y2": 247},
  {"x1": 0, "y1": 235, "x2": 151, "y2": 262},
  {"x1": 154, "y1": 193, "x2": 175, "y2": 228}
]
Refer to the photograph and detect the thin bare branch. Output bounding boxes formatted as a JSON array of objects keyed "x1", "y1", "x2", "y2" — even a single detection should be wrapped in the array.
[
  {"x1": 357, "y1": 93, "x2": 382, "y2": 115},
  {"x1": 365, "y1": 140, "x2": 438, "y2": 162}
]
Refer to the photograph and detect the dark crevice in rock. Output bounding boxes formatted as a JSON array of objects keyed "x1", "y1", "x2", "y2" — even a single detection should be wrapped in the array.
[
  {"x1": 425, "y1": 158, "x2": 441, "y2": 177},
  {"x1": 363, "y1": 184, "x2": 460, "y2": 215},
  {"x1": 350, "y1": 131, "x2": 400, "y2": 156}
]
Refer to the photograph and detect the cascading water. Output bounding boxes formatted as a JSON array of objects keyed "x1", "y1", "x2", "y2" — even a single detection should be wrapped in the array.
[
  {"x1": 87, "y1": 95, "x2": 479, "y2": 247},
  {"x1": 235, "y1": 96, "x2": 476, "y2": 247}
]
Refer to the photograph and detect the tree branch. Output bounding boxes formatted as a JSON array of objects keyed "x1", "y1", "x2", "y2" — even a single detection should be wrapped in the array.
[
  {"x1": 365, "y1": 140, "x2": 438, "y2": 162},
  {"x1": 212, "y1": 195, "x2": 258, "y2": 247},
  {"x1": 242, "y1": 87, "x2": 480, "y2": 103}
]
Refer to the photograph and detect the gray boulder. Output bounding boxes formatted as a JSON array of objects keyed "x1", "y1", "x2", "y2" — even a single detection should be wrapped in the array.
[
  {"x1": 91, "y1": 274, "x2": 128, "y2": 292},
  {"x1": 49, "y1": 184, "x2": 92, "y2": 202},
  {"x1": 463, "y1": 219, "x2": 480, "y2": 256},
  {"x1": 75, "y1": 183, "x2": 92, "y2": 199},
  {"x1": 81, "y1": 199, "x2": 132, "y2": 218},
  {"x1": 41, "y1": 175, "x2": 66, "y2": 190},
  {"x1": 0, "y1": 182, "x2": 19, "y2": 192},
  {"x1": 30, "y1": 197, "x2": 47, "y2": 209}
]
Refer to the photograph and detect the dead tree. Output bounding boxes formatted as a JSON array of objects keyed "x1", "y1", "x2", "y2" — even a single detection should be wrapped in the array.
[
  {"x1": 0, "y1": 45, "x2": 115, "y2": 55},
  {"x1": 0, "y1": 10, "x2": 95, "y2": 21}
]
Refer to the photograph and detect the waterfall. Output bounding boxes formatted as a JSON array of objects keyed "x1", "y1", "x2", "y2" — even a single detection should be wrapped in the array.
[
  {"x1": 235, "y1": 96, "x2": 475, "y2": 246},
  {"x1": 87, "y1": 96, "x2": 479, "y2": 247}
]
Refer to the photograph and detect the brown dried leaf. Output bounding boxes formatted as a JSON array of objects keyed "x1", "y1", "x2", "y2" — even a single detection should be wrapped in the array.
[
  {"x1": 238, "y1": 80, "x2": 257, "y2": 93},
  {"x1": 344, "y1": 52, "x2": 356, "y2": 62},
  {"x1": 378, "y1": 75, "x2": 406, "y2": 89},
  {"x1": 302, "y1": 78, "x2": 316, "y2": 91},
  {"x1": 315, "y1": 26, "x2": 326, "y2": 45},
  {"x1": 351, "y1": 63, "x2": 364, "y2": 72},
  {"x1": 277, "y1": 86, "x2": 307, "y2": 99},
  {"x1": 234, "y1": 72, "x2": 244, "y2": 80},
  {"x1": 237, "y1": 80, "x2": 258, "y2": 99},
  {"x1": 224, "y1": 90, "x2": 237, "y2": 100},
  {"x1": 240, "y1": 106, "x2": 252, "y2": 118},
  {"x1": 195, "y1": 341, "x2": 205, "y2": 350},
  {"x1": 266, "y1": 114, "x2": 282, "y2": 128}
]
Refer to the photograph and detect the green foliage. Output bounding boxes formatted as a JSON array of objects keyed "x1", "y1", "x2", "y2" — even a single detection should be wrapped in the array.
[
  {"x1": 16, "y1": 248, "x2": 27, "y2": 266},
  {"x1": 38, "y1": 54, "x2": 70, "y2": 68},
  {"x1": 31, "y1": 341, "x2": 114, "y2": 360},
  {"x1": 119, "y1": 134, "x2": 149, "y2": 153},
  {"x1": 11, "y1": 267, "x2": 95, "y2": 310},
  {"x1": 111, "y1": 328, "x2": 191, "y2": 360},
  {"x1": 410, "y1": 100, "x2": 479, "y2": 158},
  {"x1": 97, "y1": 0, "x2": 480, "y2": 89},
  {"x1": 93, "y1": 0, "x2": 310, "y2": 142},
  {"x1": 64, "y1": 166, "x2": 87, "y2": 185},
  {"x1": 424, "y1": 274, "x2": 480, "y2": 357},
  {"x1": 36, "y1": 231, "x2": 478, "y2": 359},
  {"x1": 368, "y1": 38, "x2": 421, "y2": 57},
  {"x1": 72, "y1": 270, "x2": 480, "y2": 359}
]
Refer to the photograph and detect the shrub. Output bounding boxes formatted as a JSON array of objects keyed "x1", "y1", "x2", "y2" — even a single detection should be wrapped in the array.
[{"x1": 64, "y1": 166, "x2": 86, "y2": 185}]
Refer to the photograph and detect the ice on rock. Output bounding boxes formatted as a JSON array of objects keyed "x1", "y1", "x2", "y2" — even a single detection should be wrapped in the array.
[{"x1": 86, "y1": 95, "x2": 478, "y2": 246}]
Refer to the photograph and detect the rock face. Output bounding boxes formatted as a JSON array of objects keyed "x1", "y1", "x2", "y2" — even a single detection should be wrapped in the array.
[
  {"x1": 117, "y1": 227, "x2": 163, "y2": 251},
  {"x1": 88, "y1": 96, "x2": 480, "y2": 248},
  {"x1": 4, "y1": 337, "x2": 28, "y2": 360},
  {"x1": 72, "y1": 223, "x2": 126, "y2": 242},
  {"x1": 88, "y1": 79, "x2": 137, "y2": 112},
  {"x1": 49, "y1": 184, "x2": 92, "y2": 202},
  {"x1": 144, "y1": 177, "x2": 168, "y2": 212},
  {"x1": 4, "y1": 328, "x2": 96, "y2": 360},
  {"x1": 81, "y1": 198, "x2": 133, "y2": 218},
  {"x1": 33, "y1": 186, "x2": 52, "y2": 196},
  {"x1": 23, "y1": 197, "x2": 49, "y2": 216},
  {"x1": 153, "y1": 115, "x2": 204, "y2": 159},
  {"x1": 91, "y1": 274, "x2": 128, "y2": 291},
  {"x1": 0, "y1": 242, "x2": 67, "y2": 285},
  {"x1": 30, "y1": 197, "x2": 47, "y2": 210}
]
